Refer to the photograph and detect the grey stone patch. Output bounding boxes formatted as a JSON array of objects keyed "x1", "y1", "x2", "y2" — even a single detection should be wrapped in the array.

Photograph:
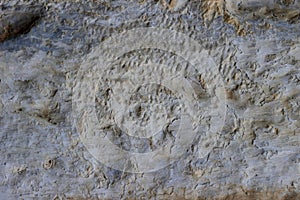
[{"x1": 0, "y1": 0, "x2": 299, "y2": 199}]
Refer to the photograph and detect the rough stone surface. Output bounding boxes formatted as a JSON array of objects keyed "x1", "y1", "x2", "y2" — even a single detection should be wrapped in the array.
[{"x1": 0, "y1": 0, "x2": 299, "y2": 199}]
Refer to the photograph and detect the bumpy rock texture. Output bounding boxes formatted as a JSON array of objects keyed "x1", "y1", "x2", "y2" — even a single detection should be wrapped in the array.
[{"x1": 0, "y1": 0, "x2": 299, "y2": 199}]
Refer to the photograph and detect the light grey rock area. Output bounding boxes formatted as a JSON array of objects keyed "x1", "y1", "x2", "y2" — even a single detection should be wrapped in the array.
[{"x1": 0, "y1": 0, "x2": 299, "y2": 199}]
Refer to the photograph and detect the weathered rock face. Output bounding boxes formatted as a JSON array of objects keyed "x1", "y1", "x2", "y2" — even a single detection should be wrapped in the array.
[{"x1": 0, "y1": 0, "x2": 299, "y2": 199}]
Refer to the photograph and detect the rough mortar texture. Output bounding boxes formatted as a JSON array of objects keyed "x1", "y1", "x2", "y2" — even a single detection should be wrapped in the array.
[{"x1": 0, "y1": 0, "x2": 299, "y2": 199}]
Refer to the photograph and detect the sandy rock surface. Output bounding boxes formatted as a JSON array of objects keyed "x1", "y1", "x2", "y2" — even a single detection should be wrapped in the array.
[{"x1": 0, "y1": 0, "x2": 299, "y2": 199}]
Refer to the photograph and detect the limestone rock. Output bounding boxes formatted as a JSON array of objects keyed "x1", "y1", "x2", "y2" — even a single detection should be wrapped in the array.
[{"x1": 0, "y1": 0, "x2": 299, "y2": 199}]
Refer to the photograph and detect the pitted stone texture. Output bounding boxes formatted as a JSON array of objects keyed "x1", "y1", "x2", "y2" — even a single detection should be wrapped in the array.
[{"x1": 0, "y1": 0, "x2": 299, "y2": 199}]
